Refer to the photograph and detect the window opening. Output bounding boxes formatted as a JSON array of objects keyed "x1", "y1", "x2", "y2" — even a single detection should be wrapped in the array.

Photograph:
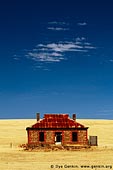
[
  {"x1": 39, "y1": 132, "x2": 44, "y2": 141},
  {"x1": 72, "y1": 132, "x2": 77, "y2": 142}
]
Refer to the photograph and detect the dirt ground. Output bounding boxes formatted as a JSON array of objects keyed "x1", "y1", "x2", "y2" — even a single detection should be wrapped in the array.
[{"x1": 0, "y1": 119, "x2": 113, "y2": 170}]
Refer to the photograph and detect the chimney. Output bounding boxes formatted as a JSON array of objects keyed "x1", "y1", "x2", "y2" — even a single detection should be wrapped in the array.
[
  {"x1": 36, "y1": 113, "x2": 40, "y2": 121},
  {"x1": 72, "y1": 114, "x2": 76, "y2": 121}
]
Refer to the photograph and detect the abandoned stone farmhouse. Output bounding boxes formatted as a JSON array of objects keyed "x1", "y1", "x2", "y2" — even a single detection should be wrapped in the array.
[{"x1": 26, "y1": 113, "x2": 89, "y2": 147}]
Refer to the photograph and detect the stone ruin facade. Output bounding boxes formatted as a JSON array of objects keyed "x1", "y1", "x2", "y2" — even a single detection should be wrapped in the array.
[{"x1": 26, "y1": 113, "x2": 89, "y2": 148}]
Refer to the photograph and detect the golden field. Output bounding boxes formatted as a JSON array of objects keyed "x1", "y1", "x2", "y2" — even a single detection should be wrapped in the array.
[{"x1": 0, "y1": 119, "x2": 113, "y2": 170}]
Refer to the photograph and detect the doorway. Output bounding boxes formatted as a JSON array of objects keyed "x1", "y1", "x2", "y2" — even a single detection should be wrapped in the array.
[{"x1": 55, "y1": 132, "x2": 62, "y2": 144}]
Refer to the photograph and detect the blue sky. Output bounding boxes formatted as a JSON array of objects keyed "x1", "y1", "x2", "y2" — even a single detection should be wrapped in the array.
[{"x1": 0, "y1": 0, "x2": 113, "y2": 119}]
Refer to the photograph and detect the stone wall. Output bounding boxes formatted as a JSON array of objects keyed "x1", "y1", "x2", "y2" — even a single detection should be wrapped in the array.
[
  {"x1": 63, "y1": 131, "x2": 70, "y2": 144},
  {"x1": 27, "y1": 129, "x2": 88, "y2": 146},
  {"x1": 46, "y1": 131, "x2": 54, "y2": 144},
  {"x1": 28, "y1": 130, "x2": 39, "y2": 144},
  {"x1": 78, "y1": 130, "x2": 88, "y2": 144},
  {"x1": 63, "y1": 130, "x2": 88, "y2": 145},
  {"x1": 28, "y1": 130, "x2": 54, "y2": 145}
]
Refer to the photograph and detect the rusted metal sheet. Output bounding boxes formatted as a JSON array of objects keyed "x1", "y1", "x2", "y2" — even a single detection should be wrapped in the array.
[
  {"x1": 89, "y1": 136, "x2": 98, "y2": 146},
  {"x1": 32, "y1": 114, "x2": 85, "y2": 129}
]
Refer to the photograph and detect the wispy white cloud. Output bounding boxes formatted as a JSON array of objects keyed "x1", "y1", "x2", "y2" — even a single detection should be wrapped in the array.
[
  {"x1": 36, "y1": 42, "x2": 88, "y2": 53},
  {"x1": 84, "y1": 46, "x2": 96, "y2": 49},
  {"x1": 13, "y1": 54, "x2": 21, "y2": 61},
  {"x1": 77, "y1": 22, "x2": 87, "y2": 26},
  {"x1": 76, "y1": 37, "x2": 86, "y2": 41},
  {"x1": 47, "y1": 27, "x2": 69, "y2": 31},
  {"x1": 27, "y1": 51, "x2": 64, "y2": 62},
  {"x1": 84, "y1": 42, "x2": 91, "y2": 45},
  {"x1": 75, "y1": 37, "x2": 86, "y2": 44},
  {"x1": 13, "y1": 57, "x2": 20, "y2": 61},
  {"x1": 75, "y1": 37, "x2": 96, "y2": 49},
  {"x1": 14, "y1": 19, "x2": 97, "y2": 69},
  {"x1": 47, "y1": 21, "x2": 69, "y2": 31},
  {"x1": 26, "y1": 40, "x2": 96, "y2": 63},
  {"x1": 48, "y1": 21, "x2": 68, "y2": 25}
]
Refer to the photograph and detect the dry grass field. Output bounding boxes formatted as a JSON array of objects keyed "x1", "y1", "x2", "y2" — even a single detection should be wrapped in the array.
[{"x1": 0, "y1": 119, "x2": 113, "y2": 170}]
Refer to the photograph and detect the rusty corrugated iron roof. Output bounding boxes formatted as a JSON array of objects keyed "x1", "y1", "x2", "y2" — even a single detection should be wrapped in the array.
[{"x1": 32, "y1": 114, "x2": 85, "y2": 128}]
